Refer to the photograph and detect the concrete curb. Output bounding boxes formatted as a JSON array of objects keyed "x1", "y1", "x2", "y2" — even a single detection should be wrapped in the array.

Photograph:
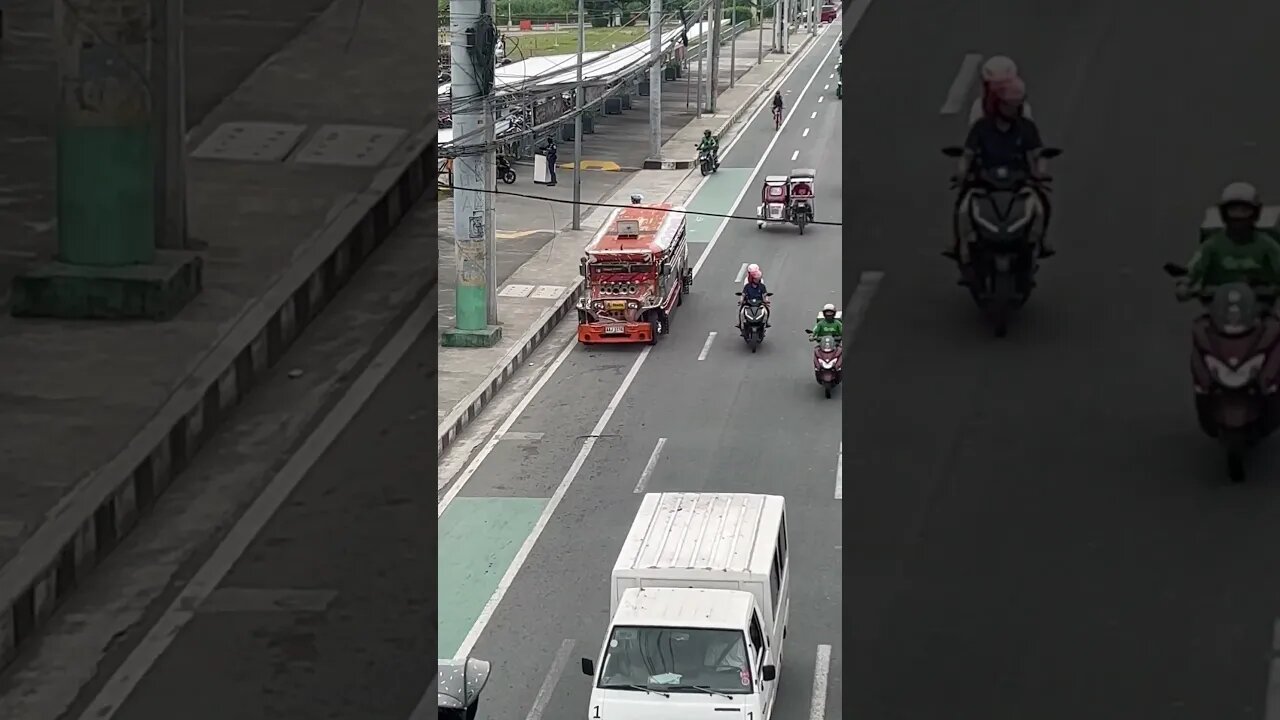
[
  {"x1": 437, "y1": 277, "x2": 585, "y2": 458},
  {"x1": 0, "y1": 129, "x2": 437, "y2": 671},
  {"x1": 643, "y1": 31, "x2": 819, "y2": 170}
]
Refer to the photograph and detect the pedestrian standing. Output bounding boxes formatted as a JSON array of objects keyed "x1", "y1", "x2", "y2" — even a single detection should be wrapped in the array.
[{"x1": 542, "y1": 138, "x2": 558, "y2": 186}]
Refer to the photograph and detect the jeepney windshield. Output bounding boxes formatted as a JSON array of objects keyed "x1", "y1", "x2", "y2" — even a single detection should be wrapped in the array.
[{"x1": 596, "y1": 626, "x2": 753, "y2": 695}]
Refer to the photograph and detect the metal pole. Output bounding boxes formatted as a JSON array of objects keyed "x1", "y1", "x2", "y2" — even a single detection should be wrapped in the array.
[
  {"x1": 572, "y1": 0, "x2": 584, "y2": 230},
  {"x1": 780, "y1": 0, "x2": 788, "y2": 53},
  {"x1": 708, "y1": 0, "x2": 720, "y2": 112},
  {"x1": 729, "y1": 4, "x2": 736, "y2": 89},
  {"x1": 151, "y1": 0, "x2": 188, "y2": 249},
  {"x1": 694, "y1": 22, "x2": 702, "y2": 116},
  {"x1": 444, "y1": 0, "x2": 499, "y2": 344},
  {"x1": 757, "y1": 1, "x2": 764, "y2": 61},
  {"x1": 648, "y1": 0, "x2": 662, "y2": 160}
]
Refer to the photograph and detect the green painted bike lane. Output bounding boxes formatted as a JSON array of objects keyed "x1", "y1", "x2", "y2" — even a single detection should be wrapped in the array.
[{"x1": 436, "y1": 167, "x2": 759, "y2": 660}]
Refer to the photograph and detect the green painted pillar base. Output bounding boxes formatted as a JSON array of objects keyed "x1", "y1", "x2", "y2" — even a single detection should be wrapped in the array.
[
  {"x1": 10, "y1": 250, "x2": 203, "y2": 320},
  {"x1": 56, "y1": 124, "x2": 156, "y2": 266},
  {"x1": 441, "y1": 325, "x2": 503, "y2": 348}
]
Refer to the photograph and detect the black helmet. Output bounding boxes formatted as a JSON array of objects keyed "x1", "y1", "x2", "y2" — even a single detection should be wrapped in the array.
[{"x1": 703, "y1": 129, "x2": 712, "y2": 137}]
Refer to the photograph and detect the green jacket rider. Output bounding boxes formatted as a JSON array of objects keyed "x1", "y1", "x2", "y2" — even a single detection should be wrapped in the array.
[
  {"x1": 811, "y1": 304, "x2": 843, "y2": 338},
  {"x1": 1184, "y1": 182, "x2": 1280, "y2": 295},
  {"x1": 697, "y1": 129, "x2": 718, "y2": 155}
]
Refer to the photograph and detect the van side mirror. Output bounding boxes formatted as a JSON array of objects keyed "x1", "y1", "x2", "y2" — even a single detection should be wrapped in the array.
[
  {"x1": 579, "y1": 257, "x2": 588, "y2": 277},
  {"x1": 761, "y1": 665, "x2": 777, "y2": 681},
  {"x1": 581, "y1": 658, "x2": 595, "y2": 676}
]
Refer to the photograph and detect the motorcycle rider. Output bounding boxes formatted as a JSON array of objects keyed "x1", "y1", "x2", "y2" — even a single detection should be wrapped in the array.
[
  {"x1": 968, "y1": 55, "x2": 1033, "y2": 125},
  {"x1": 1180, "y1": 182, "x2": 1280, "y2": 299},
  {"x1": 697, "y1": 129, "x2": 719, "y2": 169},
  {"x1": 737, "y1": 263, "x2": 770, "y2": 328},
  {"x1": 949, "y1": 78, "x2": 1053, "y2": 264},
  {"x1": 810, "y1": 303, "x2": 843, "y2": 339}
]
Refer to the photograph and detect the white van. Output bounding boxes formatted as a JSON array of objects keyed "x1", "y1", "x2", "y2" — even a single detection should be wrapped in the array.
[{"x1": 581, "y1": 492, "x2": 791, "y2": 719}]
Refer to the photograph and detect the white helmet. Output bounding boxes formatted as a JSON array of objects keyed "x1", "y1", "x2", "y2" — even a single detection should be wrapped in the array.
[
  {"x1": 822, "y1": 303, "x2": 836, "y2": 317},
  {"x1": 1220, "y1": 181, "x2": 1261, "y2": 208},
  {"x1": 981, "y1": 55, "x2": 1019, "y2": 83},
  {"x1": 746, "y1": 263, "x2": 762, "y2": 282}
]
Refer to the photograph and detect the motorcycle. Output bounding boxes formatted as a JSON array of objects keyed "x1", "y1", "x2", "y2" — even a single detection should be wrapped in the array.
[
  {"x1": 1164, "y1": 263, "x2": 1280, "y2": 482},
  {"x1": 735, "y1": 291, "x2": 773, "y2": 352},
  {"x1": 941, "y1": 146, "x2": 1062, "y2": 337},
  {"x1": 804, "y1": 330, "x2": 843, "y2": 398},
  {"x1": 497, "y1": 155, "x2": 517, "y2": 184},
  {"x1": 697, "y1": 146, "x2": 719, "y2": 176}
]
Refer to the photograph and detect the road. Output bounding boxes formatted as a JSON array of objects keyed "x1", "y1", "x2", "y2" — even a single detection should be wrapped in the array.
[
  {"x1": 49, "y1": 206, "x2": 437, "y2": 720},
  {"x1": 436, "y1": 22, "x2": 844, "y2": 720},
  {"x1": 842, "y1": 0, "x2": 1280, "y2": 718}
]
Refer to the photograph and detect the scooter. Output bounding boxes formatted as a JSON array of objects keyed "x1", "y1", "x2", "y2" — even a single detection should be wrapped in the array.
[
  {"x1": 735, "y1": 292, "x2": 773, "y2": 352},
  {"x1": 804, "y1": 330, "x2": 843, "y2": 398},
  {"x1": 940, "y1": 146, "x2": 1062, "y2": 337},
  {"x1": 496, "y1": 155, "x2": 517, "y2": 185},
  {"x1": 1163, "y1": 263, "x2": 1280, "y2": 482},
  {"x1": 697, "y1": 146, "x2": 719, "y2": 176}
]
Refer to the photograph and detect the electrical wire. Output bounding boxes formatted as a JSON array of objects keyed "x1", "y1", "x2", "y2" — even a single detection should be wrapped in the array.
[{"x1": 436, "y1": 182, "x2": 843, "y2": 227}]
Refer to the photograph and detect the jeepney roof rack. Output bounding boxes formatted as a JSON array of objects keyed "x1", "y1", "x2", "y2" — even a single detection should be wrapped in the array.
[{"x1": 764, "y1": 175, "x2": 788, "y2": 183}]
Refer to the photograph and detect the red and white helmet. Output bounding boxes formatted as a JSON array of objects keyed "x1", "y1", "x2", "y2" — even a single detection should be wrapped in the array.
[
  {"x1": 981, "y1": 55, "x2": 1019, "y2": 85},
  {"x1": 746, "y1": 263, "x2": 763, "y2": 282}
]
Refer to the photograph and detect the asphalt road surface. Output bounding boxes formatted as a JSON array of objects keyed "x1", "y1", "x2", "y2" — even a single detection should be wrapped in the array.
[
  {"x1": 843, "y1": 0, "x2": 1280, "y2": 718},
  {"x1": 436, "y1": 24, "x2": 844, "y2": 720}
]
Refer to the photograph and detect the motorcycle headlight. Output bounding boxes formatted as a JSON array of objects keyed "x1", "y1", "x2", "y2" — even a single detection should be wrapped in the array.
[
  {"x1": 1205, "y1": 354, "x2": 1266, "y2": 389},
  {"x1": 819, "y1": 359, "x2": 837, "y2": 369}
]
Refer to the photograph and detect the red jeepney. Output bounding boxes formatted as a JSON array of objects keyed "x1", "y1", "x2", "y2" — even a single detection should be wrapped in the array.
[{"x1": 576, "y1": 203, "x2": 692, "y2": 345}]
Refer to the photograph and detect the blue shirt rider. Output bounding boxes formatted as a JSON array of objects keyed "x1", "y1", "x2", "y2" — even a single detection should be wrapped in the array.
[{"x1": 738, "y1": 263, "x2": 770, "y2": 327}]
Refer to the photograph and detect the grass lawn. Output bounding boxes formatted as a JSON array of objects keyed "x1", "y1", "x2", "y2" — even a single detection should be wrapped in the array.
[{"x1": 504, "y1": 27, "x2": 650, "y2": 59}]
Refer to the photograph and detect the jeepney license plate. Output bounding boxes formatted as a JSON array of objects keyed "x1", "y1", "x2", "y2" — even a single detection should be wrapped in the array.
[
  {"x1": 606, "y1": 301, "x2": 627, "y2": 311},
  {"x1": 605, "y1": 325, "x2": 626, "y2": 334}
]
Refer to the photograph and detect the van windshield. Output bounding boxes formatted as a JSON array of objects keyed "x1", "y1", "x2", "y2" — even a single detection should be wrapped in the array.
[{"x1": 596, "y1": 626, "x2": 752, "y2": 695}]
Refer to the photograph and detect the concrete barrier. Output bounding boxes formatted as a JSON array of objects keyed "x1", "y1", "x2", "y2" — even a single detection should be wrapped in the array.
[{"x1": 0, "y1": 131, "x2": 437, "y2": 671}]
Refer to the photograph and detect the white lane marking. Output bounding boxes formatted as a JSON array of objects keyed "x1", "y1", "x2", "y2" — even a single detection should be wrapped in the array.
[
  {"x1": 844, "y1": 270, "x2": 884, "y2": 341},
  {"x1": 698, "y1": 331, "x2": 717, "y2": 361},
  {"x1": 818, "y1": 96, "x2": 824, "y2": 103},
  {"x1": 735, "y1": 262, "x2": 749, "y2": 283},
  {"x1": 791, "y1": 150, "x2": 799, "y2": 161},
  {"x1": 834, "y1": 442, "x2": 842, "y2": 499},
  {"x1": 823, "y1": 84, "x2": 829, "y2": 90},
  {"x1": 810, "y1": 111, "x2": 817, "y2": 119},
  {"x1": 453, "y1": 345, "x2": 653, "y2": 661},
  {"x1": 940, "y1": 53, "x2": 983, "y2": 115},
  {"x1": 802, "y1": 128, "x2": 810, "y2": 137},
  {"x1": 828, "y1": 73, "x2": 834, "y2": 79},
  {"x1": 1266, "y1": 618, "x2": 1280, "y2": 720},
  {"x1": 502, "y1": 431, "x2": 545, "y2": 441},
  {"x1": 77, "y1": 289, "x2": 437, "y2": 720},
  {"x1": 633, "y1": 438, "x2": 668, "y2": 493},
  {"x1": 526, "y1": 639, "x2": 577, "y2": 720},
  {"x1": 439, "y1": 333, "x2": 580, "y2": 514},
  {"x1": 692, "y1": 26, "x2": 843, "y2": 277},
  {"x1": 810, "y1": 644, "x2": 833, "y2": 720}
]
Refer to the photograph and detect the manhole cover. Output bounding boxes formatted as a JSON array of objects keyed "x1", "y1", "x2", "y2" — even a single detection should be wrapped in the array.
[
  {"x1": 190, "y1": 122, "x2": 307, "y2": 162},
  {"x1": 291, "y1": 125, "x2": 409, "y2": 168},
  {"x1": 530, "y1": 285, "x2": 565, "y2": 299},
  {"x1": 498, "y1": 284, "x2": 535, "y2": 298}
]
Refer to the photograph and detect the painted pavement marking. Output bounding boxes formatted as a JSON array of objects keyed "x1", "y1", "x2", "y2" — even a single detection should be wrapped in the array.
[
  {"x1": 698, "y1": 331, "x2": 718, "y2": 361},
  {"x1": 633, "y1": 438, "x2": 668, "y2": 493},
  {"x1": 941, "y1": 53, "x2": 983, "y2": 115},
  {"x1": 526, "y1": 639, "x2": 577, "y2": 720},
  {"x1": 810, "y1": 644, "x2": 833, "y2": 720}
]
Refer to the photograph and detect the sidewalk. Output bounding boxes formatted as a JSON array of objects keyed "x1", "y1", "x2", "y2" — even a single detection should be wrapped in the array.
[
  {"x1": 0, "y1": 0, "x2": 433, "y2": 669},
  {"x1": 437, "y1": 25, "x2": 818, "y2": 456}
]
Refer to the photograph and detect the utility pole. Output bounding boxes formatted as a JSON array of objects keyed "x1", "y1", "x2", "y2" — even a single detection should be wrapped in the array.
[
  {"x1": 14, "y1": 0, "x2": 201, "y2": 319},
  {"x1": 572, "y1": 0, "x2": 584, "y2": 230},
  {"x1": 483, "y1": 94, "x2": 498, "y2": 325},
  {"x1": 707, "y1": 0, "x2": 720, "y2": 112},
  {"x1": 442, "y1": 0, "x2": 502, "y2": 347},
  {"x1": 693, "y1": 17, "x2": 702, "y2": 116},
  {"x1": 728, "y1": 3, "x2": 736, "y2": 89},
  {"x1": 757, "y1": 0, "x2": 764, "y2": 61},
  {"x1": 706, "y1": 7, "x2": 716, "y2": 110},
  {"x1": 779, "y1": 0, "x2": 788, "y2": 53},
  {"x1": 648, "y1": 0, "x2": 662, "y2": 159},
  {"x1": 151, "y1": 0, "x2": 188, "y2": 249}
]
